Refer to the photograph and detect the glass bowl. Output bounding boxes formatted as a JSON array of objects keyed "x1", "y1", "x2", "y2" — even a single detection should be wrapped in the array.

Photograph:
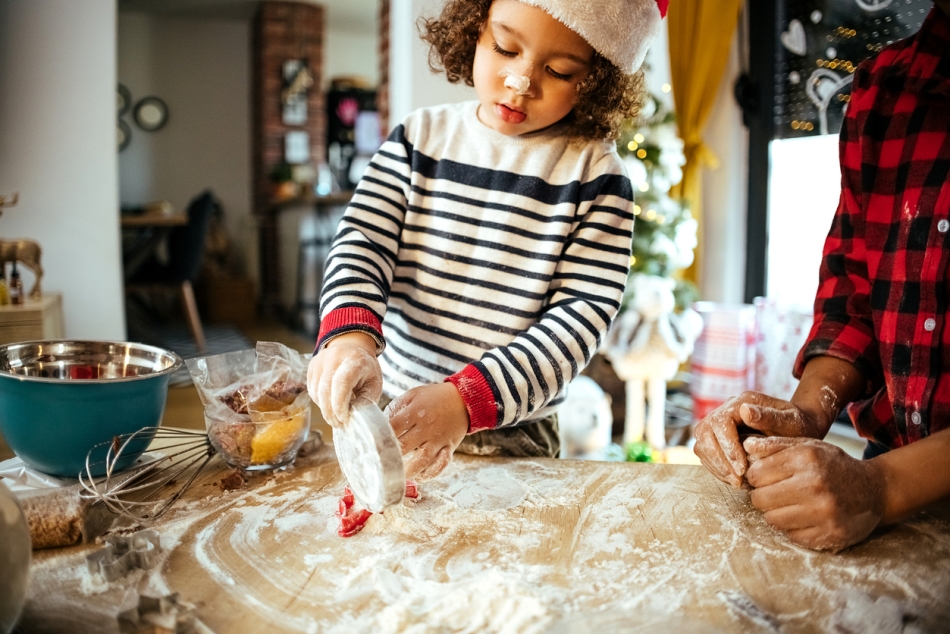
[{"x1": 206, "y1": 403, "x2": 310, "y2": 471}]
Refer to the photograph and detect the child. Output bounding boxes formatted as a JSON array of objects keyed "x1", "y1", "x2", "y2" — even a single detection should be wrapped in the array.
[{"x1": 308, "y1": 0, "x2": 668, "y2": 480}]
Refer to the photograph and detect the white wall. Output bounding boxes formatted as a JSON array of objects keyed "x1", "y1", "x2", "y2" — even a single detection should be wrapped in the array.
[
  {"x1": 699, "y1": 33, "x2": 748, "y2": 304},
  {"x1": 118, "y1": 13, "x2": 254, "y2": 279},
  {"x1": 325, "y1": 27, "x2": 379, "y2": 87},
  {"x1": 0, "y1": 0, "x2": 125, "y2": 340},
  {"x1": 318, "y1": 0, "x2": 380, "y2": 87},
  {"x1": 389, "y1": 0, "x2": 476, "y2": 130},
  {"x1": 767, "y1": 134, "x2": 840, "y2": 307}
]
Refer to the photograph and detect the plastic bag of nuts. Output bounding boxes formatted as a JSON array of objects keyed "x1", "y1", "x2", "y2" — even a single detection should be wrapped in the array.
[{"x1": 186, "y1": 342, "x2": 311, "y2": 471}]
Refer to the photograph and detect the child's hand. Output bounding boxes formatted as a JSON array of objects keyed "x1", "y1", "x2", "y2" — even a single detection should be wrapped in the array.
[
  {"x1": 744, "y1": 435, "x2": 885, "y2": 552},
  {"x1": 385, "y1": 383, "x2": 469, "y2": 480},
  {"x1": 307, "y1": 332, "x2": 382, "y2": 428}
]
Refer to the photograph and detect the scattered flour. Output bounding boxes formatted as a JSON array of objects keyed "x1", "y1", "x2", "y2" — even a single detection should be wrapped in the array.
[
  {"x1": 19, "y1": 448, "x2": 950, "y2": 634},
  {"x1": 170, "y1": 457, "x2": 950, "y2": 633},
  {"x1": 443, "y1": 466, "x2": 527, "y2": 510}
]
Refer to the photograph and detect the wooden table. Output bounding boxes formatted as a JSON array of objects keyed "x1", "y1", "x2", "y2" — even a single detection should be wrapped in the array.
[
  {"x1": 19, "y1": 444, "x2": 950, "y2": 633},
  {"x1": 120, "y1": 213, "x2": 188, "y2": 229},
  {"x1": 120, "y1": 212, "x2": 188, "y2": 282}
]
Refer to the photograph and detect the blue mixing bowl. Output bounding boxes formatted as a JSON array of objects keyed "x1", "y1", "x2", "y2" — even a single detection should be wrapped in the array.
[{"x1": 0, "y1": 340, "x2": 182, "y2": 477}]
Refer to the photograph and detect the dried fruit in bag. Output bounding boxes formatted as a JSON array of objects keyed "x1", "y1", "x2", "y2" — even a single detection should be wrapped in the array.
[
  {"x1": 250, "y1": 410, "x2": 308, "y2": 465},
  {"x1": 208, "y1": 422, "x2": 255, "y2": 462}
]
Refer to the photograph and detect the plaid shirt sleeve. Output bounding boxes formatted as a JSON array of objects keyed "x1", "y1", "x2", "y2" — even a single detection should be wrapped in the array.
[
  {"x1": 792, "y1": 63, "x2": 884, "y2": 395},
  {"x1": 794, "y1": 6, "x2": 950, "y2": 448}
]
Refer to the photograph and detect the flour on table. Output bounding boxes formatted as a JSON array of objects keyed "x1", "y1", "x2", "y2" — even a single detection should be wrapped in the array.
[
  {"x1": 166, "y1": 457, "x2": 950, "y2": 633},
  {"x1": 829, "y1": 588, "x2": 919, "y2": 634},
  {"x1": 27, "y1": 445, "x2": 947, "y2": 634},
  {"x1": 444, "y1": 466, "x2": 528, "y2": 510}
]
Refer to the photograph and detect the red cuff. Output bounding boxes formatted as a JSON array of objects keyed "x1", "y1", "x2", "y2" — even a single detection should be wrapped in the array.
[
  {"x1": 315, "y1": 307, "x2": 384, "y2": 353},
  {"x1": 446, "y1": 365, "x2": 498, "y2": 433}
]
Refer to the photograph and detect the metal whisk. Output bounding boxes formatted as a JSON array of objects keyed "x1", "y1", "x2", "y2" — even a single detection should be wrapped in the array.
[{"x1": 79, "y1": 427, "x2": 217, "y2": 521}]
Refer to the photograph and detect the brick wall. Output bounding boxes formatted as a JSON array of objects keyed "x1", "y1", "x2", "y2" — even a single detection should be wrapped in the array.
[
  {"x1": 252, "y1": 1, "x2": 325, "y2": 209},
  {"x1": 252, "y1": 1, "x2": 325, "y2": 313},
  {"x1": 377, "y1": 0, "x2": 390, "y2": 137}
]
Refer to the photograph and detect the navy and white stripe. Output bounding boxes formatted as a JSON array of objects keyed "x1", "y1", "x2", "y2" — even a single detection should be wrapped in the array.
[{"x1": 320, "y1": 101, "x2": 634, "y2": 429}]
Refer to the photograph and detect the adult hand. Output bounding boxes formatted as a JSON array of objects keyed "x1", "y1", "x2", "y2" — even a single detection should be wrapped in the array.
[
  {"x1": 744, "y1": 435, "x2": 885, "y2": 552},
  {"x1": 385, "y1": 382, "x2": 469, "y2": 481},
  {"x1": 307, "y1": 332, "x2": 382, "y2": 428},
  {"x1": 693, "y1": 391, "x2": 828, "y2": 488}
]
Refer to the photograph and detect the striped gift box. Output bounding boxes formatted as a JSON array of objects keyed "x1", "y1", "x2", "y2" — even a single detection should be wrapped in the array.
[{"x1": 690, "y1": 302, "x2": 757, "y2": 420}]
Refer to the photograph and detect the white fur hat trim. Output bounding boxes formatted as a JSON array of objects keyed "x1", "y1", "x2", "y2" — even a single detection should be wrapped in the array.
[{"x1": 518, "y1": 0, "x2": 666, "y2": 73}]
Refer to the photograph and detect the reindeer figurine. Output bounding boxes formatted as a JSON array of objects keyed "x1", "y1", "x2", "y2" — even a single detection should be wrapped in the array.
[
  {"x1": 0, "y1": 192, "x2": 44, "y2": 299},
  {"x1": 605, "y1": 274, "x2": 703, "y2": 449}
]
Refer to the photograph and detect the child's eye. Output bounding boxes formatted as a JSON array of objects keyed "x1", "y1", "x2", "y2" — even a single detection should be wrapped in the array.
[
  {"x1": 547, "y1": 67, "x2": 572, "y2": 81},
  {"x1": 492, "y1": 42, "x2": 516, "y2": 57}
]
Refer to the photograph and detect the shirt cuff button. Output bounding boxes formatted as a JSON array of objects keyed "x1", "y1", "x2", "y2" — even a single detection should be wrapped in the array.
[{"x1": 911, "y1": 412, "x2": 922, "y2": 426}]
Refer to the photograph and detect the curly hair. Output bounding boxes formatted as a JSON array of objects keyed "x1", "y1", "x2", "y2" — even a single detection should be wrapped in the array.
[{"x1": 419, "y1": 0, "x2": 644, "y2": 142}]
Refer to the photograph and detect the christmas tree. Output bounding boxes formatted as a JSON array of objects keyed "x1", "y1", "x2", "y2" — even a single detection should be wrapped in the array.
[
  {"x1": 603, "y1": 92, "x2": 705, "y2": 462},
  {"x1": 616, "y1": 92, "x2": 698, "y2": 310}
]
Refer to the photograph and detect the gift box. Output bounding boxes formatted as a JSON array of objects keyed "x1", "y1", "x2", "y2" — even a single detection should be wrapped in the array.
[
  {"x1": 690, "y1": 302, "x2": 757, "y2": 420},
  {"x1": 753, "y1": 297, "x2": 813, "y2": 402}
]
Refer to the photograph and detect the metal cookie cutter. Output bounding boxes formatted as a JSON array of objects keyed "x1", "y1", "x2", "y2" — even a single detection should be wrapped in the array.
[
  {"x1": 86, "y1": 529, "x2": 162, "y2": 582},
  {"x1": 118, "y1": 592, "x2": 214, "y2": 634}
]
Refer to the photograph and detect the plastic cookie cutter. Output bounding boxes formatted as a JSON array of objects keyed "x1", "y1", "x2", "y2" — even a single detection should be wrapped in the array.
[
  {"x1": 499, "y1": 66, "x2": 531, "y2": 96},
  {"x1": 86, "y1": 529, "x2": 162, "y2": 582}
]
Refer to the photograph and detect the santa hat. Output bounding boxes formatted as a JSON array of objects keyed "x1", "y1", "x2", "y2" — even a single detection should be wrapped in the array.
[{"x1": 518, "y1": 0, "x2": 668, "y2": 73}]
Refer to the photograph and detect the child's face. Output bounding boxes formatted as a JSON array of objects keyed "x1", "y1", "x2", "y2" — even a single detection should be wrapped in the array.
[{"x1": 472, "y1": 0, "x2": 594, "y2": 136}]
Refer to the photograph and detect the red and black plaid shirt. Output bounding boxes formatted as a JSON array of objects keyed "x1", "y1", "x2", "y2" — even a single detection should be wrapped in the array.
[{"x1": 794, "y1": 7, "x2": 950, "y2": 450}]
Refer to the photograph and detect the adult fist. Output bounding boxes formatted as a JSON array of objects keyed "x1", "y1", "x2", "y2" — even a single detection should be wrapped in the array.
[
  {"x1": 693, "y1": 391, "x2": 826, "y2": 488},
  {"x1": 385, "y1": 382, "x2": 469, "y2": 481},
  {"x1": 744, "y1": 436, "x2": 885, "y2": 552},
  {"x1": 307, "y1": 332, "x2": 382, "y2": 428}
]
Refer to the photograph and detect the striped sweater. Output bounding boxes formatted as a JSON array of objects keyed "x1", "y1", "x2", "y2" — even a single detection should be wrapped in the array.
[{"x1": 317, "y1": 101, "x2": 635, "y2": 433}]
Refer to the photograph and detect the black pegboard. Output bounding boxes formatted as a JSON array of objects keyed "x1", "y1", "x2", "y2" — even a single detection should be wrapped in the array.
[{"x1": 774, "y1": 0, "x2": 931, "y2": 138}]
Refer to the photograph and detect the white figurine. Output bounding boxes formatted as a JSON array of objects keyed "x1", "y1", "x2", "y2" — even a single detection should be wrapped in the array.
[
  {"x1": 558, "y1": 375, "x2": 614, "y2": 459},
  {"x1": 605, "y1": 274, "x2": 703, "y2": 449}
]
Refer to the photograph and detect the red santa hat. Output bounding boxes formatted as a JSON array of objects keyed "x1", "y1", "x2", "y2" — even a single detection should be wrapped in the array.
[{"x1": 518, "y1": 0, "x2": 668, "y2": 73}]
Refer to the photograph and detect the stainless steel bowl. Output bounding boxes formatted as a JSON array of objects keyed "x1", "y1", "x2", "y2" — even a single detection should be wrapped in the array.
[
  {"x1": 0, "y1": 340, "x2": 182, "y2": 476},
  {"x1": 0, "y1": 340, "x2": 180, "y2": 382}
]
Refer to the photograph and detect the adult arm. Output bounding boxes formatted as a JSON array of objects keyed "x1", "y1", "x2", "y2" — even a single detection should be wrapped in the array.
[
  {"x1": 744, "y1": 427, "x2": 950, "y2": 551},
  {"x1": 693, "y1": 355, "x2": 865, "y2": 487},
  {"x1": 694, "y1": 62, "x2": 882, "y2": 486},
  {"x1": 876, "y1": 427, "x2": 950, "y2": 523}
]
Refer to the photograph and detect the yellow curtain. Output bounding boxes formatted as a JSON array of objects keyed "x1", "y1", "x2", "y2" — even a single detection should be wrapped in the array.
[{"x1": 667, "y1": 0, "x2": 744, "y2": 287}]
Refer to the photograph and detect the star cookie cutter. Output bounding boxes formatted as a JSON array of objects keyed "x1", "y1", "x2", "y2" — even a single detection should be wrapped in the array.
[
  {"x1": 117, "y1": 592, "x2": 213, "y2": 634},
  {"x1": 86, "y1": 529, "x2": 162, "y2": 582}
]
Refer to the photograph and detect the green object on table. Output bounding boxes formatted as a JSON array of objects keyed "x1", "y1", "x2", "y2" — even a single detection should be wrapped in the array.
[{"x1": 625, "y1": 441, "x2": 656, "y2": 463}]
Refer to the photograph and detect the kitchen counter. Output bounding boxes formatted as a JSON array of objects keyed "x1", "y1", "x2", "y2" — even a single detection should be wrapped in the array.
[{"x1": 19, "y1": 442, "x2": 950, "y2": 633}]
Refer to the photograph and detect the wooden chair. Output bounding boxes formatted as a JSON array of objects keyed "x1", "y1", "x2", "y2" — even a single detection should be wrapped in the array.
[{"x1": 125, "y1": 191, "x2": 217, "y2": 351}]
